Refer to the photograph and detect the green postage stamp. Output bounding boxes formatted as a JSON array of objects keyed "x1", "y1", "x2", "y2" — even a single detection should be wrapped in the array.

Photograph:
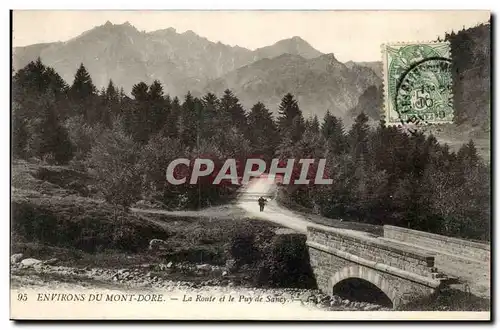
[{"x1": 382, "y1": 42, "x2": 454, "y2": 127}]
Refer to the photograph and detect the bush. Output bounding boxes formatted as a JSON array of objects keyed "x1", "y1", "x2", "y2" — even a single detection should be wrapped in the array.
[
  {"x1": 85, "y1": 121, "x2": 142, "y2": 210},
  {"x1": 256, "y1": 233, "x2": 317, "y2": 289},
  {"x1": 227, "y1": 230, "x2": 260, "y2": 268}
]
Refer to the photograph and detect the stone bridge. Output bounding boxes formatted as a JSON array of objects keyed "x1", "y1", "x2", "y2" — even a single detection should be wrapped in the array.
[{"x1": 306, "y1": 225, "x2": 490, "y2": 309}]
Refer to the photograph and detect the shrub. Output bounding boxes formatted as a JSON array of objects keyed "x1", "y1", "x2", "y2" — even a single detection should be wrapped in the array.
[
  {"x1": 227, "y1": 229, "x2": 260, "y2": 268},
  {"x1": 85, "y1": 121, "x2": 142, "y2": 210},
  {"x1": 256, "y1": 233, "x2": 317, "y2": 289}
]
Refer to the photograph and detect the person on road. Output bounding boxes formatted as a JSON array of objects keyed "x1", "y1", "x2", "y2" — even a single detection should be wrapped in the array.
[{"x1": 258, "y1": 196, "x2": 267, "y2": 212}]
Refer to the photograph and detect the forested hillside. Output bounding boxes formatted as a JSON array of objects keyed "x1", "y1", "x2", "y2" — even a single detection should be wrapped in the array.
[
  {"x1": 344, "y1": 21, "x2": 491, "y2": 161},
  {"x1": 446, "y1": 21, "x2": 491, "y2": 128},
  {"x1": 12, "y1": 55, "x2": 490, "y2": 241}
]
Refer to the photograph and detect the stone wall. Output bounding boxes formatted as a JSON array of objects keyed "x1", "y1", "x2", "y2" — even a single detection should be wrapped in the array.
[
  {"x1": 384, "y1": 225, "x2": 490, "y2": 262},
  {"x1": 307, "y1": 226, "x2": 435, "y2": 277}
]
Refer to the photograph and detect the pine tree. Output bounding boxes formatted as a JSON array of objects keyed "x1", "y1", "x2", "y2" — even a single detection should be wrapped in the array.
[
  {"x1": 458, "y1": 139, "x2": 480, "y2": 167},
  {"x1": 348, "y1": 112, "x2": 370, "y2": 161},
  {"x1": 102, "y1": 79, "x2": 120, "y2": 123},
  {"x1": 106, "y1": 80, "x2": 119, "y2": 103},
  {"x1": 13, "y1": 58, "x2": 69, "y2": 116},
  {"x1": 131, "y1": 82, "x2": 149, "y2": 101},
  {"x1": 219, "y1": 89, "x2": 248, "y2": 134},
  {"x1": 69, "y1": 63, "x2": 97, "y2": 100},
  {"x1": 163, "y1": 96, "x2": 181, "y2": 139},
  {"x1": 310, "y1": 115, "x2": 320, "y2": 135},
  {"x1": 295, "y1": 116, "x2": 325, "y2": 160},
  {"x1": 178, "y1": 92, "x2": 199, "y2": 149},
  {"x1": 69, "y1": 63, "x2": 98, "y2": 123},
  {"x1": 12, "y1": 59, "x2": 72, "y2": 159},
  {"x1": 247, "y1": 102, "x2": 279, "y2": 161},
  {"x1": 13, "y1": 58, "x2": 67, "y2": 98},
  {"x1": 277, "y1": 93, "x2": 305, "y2": 143},
  {"x1": 98, "y1": 87, "x2": 112, "y2": 127},
  {"x1": 26, "y1": 91, "x2": 74, "y2": 164},
  {"x1": 128, "y1": 81, "x2": 152, "y2": 143},
  {"x1": 200, "y1": 93, "x2": 220, "y2": 141},
  {"x1": 321, "y1": 110, "x2": 347, "y2": 155},
  {"x1": 148, "y1": 80, "x2": 168, "y2": 137}
]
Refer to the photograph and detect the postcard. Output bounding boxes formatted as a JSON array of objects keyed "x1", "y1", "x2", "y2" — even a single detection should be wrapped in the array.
[{"x1": 10, "y1": 10, "x2": 491, "y2": 321}]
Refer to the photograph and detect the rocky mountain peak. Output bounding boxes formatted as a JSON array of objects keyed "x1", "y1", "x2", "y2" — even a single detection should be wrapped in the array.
[{"x1": 254, "y1": 36, "x2": 322, "y2": 60}]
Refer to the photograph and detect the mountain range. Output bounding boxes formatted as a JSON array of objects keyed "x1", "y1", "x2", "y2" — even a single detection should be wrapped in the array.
[{"x1": 13, "y1": 21, "x2": 382, "y2": 120}]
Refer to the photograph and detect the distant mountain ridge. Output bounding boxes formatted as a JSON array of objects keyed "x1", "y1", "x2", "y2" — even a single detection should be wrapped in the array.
[
  {"x1": 13, "y1": 21, "x2": 327, "y2": 98},
  {"x1": 205, "y1": 53, "x2": 382, "y2": 118},
  {"x1": 12, "y1": 19, "x2": 491, "y2": 162},
  {"x1": 345, "y1": 61, "x2": 383, "y2": 79}
]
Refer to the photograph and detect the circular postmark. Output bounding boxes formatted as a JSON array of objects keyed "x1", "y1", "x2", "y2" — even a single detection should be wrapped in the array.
[{"x1": 394, "y1": 56, "x2": 453, "y2": 133}]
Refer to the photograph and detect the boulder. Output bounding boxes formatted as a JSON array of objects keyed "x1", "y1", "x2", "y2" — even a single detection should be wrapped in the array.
[
  {"x1": 20, "y1": 258, "x2": 42, "y2": 267},
  {"x1": 10, "y1": 253, "x2": 23, "y2": 264},
  {"x1": 157, "y1": 264, "x2": 168, "y2": 271},
  {"x1": 196, "y1": 264, "x2": 212, "y2": 271},
  {"x1": 149, "y1": 239, "x2": 168, "y2": 251},
  {"x1": 330, "y1": 295, "x2": 341, "y2": 305},
  {"x1": 43, "y1": 258, "x2": 59, "y2": 265}
]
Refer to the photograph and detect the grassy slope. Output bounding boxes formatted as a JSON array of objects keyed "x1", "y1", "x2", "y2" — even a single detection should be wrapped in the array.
[{"x1": 11, "y1": 159, "x2": 279, "y2": 268}]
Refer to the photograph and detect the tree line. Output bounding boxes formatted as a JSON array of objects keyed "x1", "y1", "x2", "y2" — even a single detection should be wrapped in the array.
[{"x1": 12, "y1": 59, "x2": 490, "y2": 241}]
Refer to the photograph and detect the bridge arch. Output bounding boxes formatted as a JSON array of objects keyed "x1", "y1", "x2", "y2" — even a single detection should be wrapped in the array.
[{"x1": 328, "y1": 265, "x2": 400, "y2": 308}]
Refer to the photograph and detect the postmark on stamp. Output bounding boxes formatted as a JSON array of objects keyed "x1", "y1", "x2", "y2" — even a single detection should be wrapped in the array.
[{"x1": 382, "y1": 42, "x2": 454, "y2": 129}]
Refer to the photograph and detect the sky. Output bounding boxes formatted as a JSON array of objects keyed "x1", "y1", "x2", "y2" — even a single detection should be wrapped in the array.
[{"x1": 12, "y1": 10, "x2": 490, "y2": 62}]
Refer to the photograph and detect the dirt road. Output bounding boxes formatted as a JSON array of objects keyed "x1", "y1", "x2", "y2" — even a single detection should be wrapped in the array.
[
  {"x1": 133, "y1": 177, "x2": 379, "y2": 237},
  {"x1": 131, "y1": 177, "x2": 490, "y2": 299}
]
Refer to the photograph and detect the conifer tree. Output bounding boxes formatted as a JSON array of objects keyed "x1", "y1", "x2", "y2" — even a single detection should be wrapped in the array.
[
  {"x1": 148, "y1": 80, "x2": 168, "y2": 136},
  {"x1": 348, "y1": 112, "x2": 370, "y2": 161},
  {"x1": 277, "y1": 93, "x2": 305, "y2": 143},
  {"x1": 200, "y1": 93, "x2": 220, "y2": 141},
  {"x1": 27, "y1": 91, "x2": 74, "y2": 164},
  {"x1": 131, "y1": 82, "x2": 149, "y2": 101},
  {"x1": 69, "y1": 63, "x2": 99, "y2": 122},
  {"x1": 219, "y1": 89, "x2": 248, "y2": 134},
  {"x1": 178, "y1": 92, "x2": 199, "y2": 149},
  {"x1": 163, "y1": 96, "x2": 181, "y2": 139},
  {"x1": 247, "y1": 102, "x2": 279, "y2": 160},
  {"x1": 128, "y1": 81, "x2": 152, "y2": 143},
  {"x1": 106, "y1": 79, "x2": 119, "y2": 104},
  {"x1": 310, "y1": 115, "x2": 320, "y2": 135},
  {"x1": 70, "y1": 63, "x2": 97, "y2": 100},
  {"x1": 321, "y1": 110, "x2": 347, "y2": 155}
]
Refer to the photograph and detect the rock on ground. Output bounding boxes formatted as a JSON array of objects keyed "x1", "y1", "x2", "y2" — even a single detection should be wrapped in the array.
[
  {"x1": 20, "y1": 258, "x2": 43, "y2": 267},
  {"x1": 11, "y1": 254, "x2": 23, "y2": 264}
]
